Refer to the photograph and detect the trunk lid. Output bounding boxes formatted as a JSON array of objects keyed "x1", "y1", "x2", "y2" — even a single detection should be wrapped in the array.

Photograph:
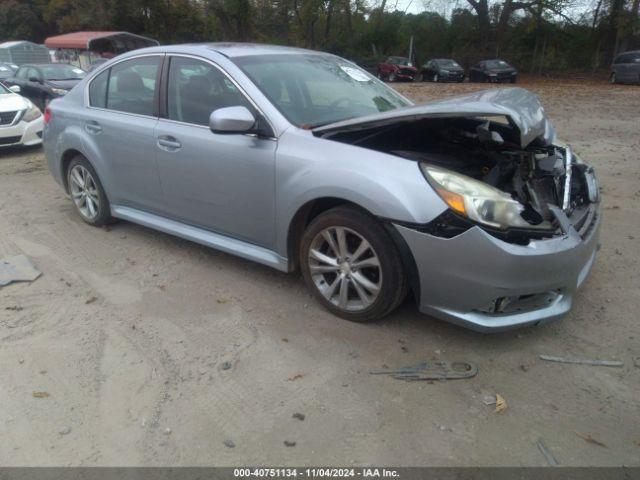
[{"x1": 313, "y1": 87, "x2": 555, "y2": 148}]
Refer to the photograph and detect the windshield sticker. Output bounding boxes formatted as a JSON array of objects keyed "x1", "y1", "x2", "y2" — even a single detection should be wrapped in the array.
[{"x1": 340, "y1": 66, "x2": 370, "y2": 82}]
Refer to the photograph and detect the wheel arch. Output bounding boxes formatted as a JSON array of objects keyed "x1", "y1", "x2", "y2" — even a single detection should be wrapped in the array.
[
  {"x1": 60, "y1": 148, "x2": 86, "y2": 193},
  {"x1": 285, "y1": 196, "x2": 421, "y2": 302}
]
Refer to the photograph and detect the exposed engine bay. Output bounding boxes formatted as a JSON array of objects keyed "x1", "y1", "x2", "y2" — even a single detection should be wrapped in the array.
[{"x1": 318, "y1": 116, "x2": 599, "y2": 242}]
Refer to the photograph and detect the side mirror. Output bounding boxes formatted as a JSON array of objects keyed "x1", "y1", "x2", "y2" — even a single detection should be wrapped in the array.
[
  {"x1": 28, "y1": 76, "x2": 42, "y2": 83},
  {"x1": 8, "y1": 85, "x2": 20, "y2": 93},
  {"x1": 209, "y1": 106, "x2": 256, "y2": 134}
]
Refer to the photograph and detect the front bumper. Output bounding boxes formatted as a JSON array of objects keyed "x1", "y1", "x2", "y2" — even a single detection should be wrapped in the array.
[
  {"x1": 441, "y1": 72, "x2": 465, "y2": 82},
  {"x1": 395, "y1": 205, "x2": 601, "y2": 332},
  {"x1": 0, "y1": 117, "x2": 44, "y2": 147}
]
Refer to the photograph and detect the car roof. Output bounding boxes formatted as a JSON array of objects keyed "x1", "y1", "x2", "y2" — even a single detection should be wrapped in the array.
[{"x1": 119, "y1": 43, "x2": 326, "y2": 59}]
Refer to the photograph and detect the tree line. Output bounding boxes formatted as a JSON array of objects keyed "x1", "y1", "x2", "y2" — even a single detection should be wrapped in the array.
[{"x1": 1, "y1": 0, "x2": 638, "y2": 73}]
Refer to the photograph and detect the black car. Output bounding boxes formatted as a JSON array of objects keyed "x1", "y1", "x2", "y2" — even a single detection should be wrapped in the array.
[
  {"x1": 469, "y1": 59, "x2": 517, "y2": 83},
  {"x1": 3, "y1": 63, "x2": 86, "y2": 109},
  {"x1": 419, "y1": 59, "x2": 465, "y2": 82}
]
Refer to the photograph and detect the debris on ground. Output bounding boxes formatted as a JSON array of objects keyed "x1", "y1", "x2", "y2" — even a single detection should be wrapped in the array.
[
  {"x1": 633, "y1": 357, "x2": 640, "y2": 368},
  {"x1": 284, "y1": 440, "x2": 296, "y2": 447},
  {"x1": 575, "y1": 431, "x2": 607, "y2": 447},
  {"x1": 482, "y1": 394, "x2": 497, "y2": 406},
  {"x1": 58, "y1": 426, "x2": 72, "y2": 435},
  {"x1": 216, "y1": 298, "x2": 229, "y2": 304},
  {"x1": 163, "y1": 428, "x2": 172, "y2": 435},
  {"x1": 536, "y1": 438, "x2": 559, "y2": 466},
  {"x1": 287, "y1": 373, "x2": 304, "y2": 381},
  {"x1": 5, "y1": 305, "x2": 24, "y2": 311},
  {"x1": 292, "y1": 413, "x2": 305, "y2": 421},
  {"x1": 220, "y1": 361, "x2": 232, "y2": 371},
  {"x1": 539, "y1": 355, "x2": 623, "y2": 367},
  {"x1": 0, "y1": 255, "x2": 41, "y2": 287},
  {"x1": 223, "y1": 439, "x2": 235, "y2": 448},
  {"x1": 32, "y1": 391, "x2": 50, "y2": 398},
  {"x1": 85, "y1": 296, "x2": 98, "y2": 305},
  {"x1": 370, "y1": 361, "x2": 477, "y2": 381},
  {"x1": 494, "y1": 394, "x2": 508, "y2": 413}
]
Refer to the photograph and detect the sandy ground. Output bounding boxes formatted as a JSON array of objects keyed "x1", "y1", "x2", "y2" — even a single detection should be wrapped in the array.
[{"x1": 0, "y1": 78, "x2": 639, "y2": 467}]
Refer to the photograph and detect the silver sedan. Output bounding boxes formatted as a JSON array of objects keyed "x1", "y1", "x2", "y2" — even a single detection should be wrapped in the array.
[{"x1": 43, "y1": 44, "x2": 601, "y2": 332}]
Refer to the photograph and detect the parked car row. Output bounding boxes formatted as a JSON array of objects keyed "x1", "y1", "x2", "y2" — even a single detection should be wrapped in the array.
[
  {"x1": 2, "y1": 63, "x2": 87, "y2": 110},
  {"x1": 0, "y1": 80, "x2": 44, "y2": 147},
  {"x1": 376, "y1": 57, "x2": 518, "y2": 83}
]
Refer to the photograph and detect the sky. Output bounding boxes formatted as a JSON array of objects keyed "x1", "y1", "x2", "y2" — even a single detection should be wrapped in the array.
[{"x1": 388, "y1": 0, "x2": 597, "y2": 21}]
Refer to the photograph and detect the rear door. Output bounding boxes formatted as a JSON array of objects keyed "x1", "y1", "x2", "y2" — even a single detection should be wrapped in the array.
[
  {"x1": 154, "y1": 55, "x2": 277, "y2": 248},
  {"x1": 83, "y1": 54, "x2": 164, "y2": 211}
]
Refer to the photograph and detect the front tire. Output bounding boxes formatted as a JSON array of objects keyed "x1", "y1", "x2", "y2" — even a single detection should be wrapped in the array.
[
  {"x1": 434, "y1": 73, "x2": 439, "y2": 82},
  {"x1": 610, "y1": 72, "x2": 617, "y2": 84},
  {"x1": 389, "y1": 72, "x2": 396, "y2": 82},
  {"x1": 300, "y1": 206, "x2": 407, "y2": 322},
  {"x1": 67, "y1": 156, "x2": 113, "y2": 227}
]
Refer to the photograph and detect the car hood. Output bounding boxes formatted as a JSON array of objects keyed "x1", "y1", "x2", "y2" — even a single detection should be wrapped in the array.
[
  {"x1": 45, "y1": 79, "x2": 82, "y2": 90},
  {"x1": 313, "y1": 87, "x2": 555, "y2": 148},
  {"x1": 0, "y1": 93, "x2": 29, "y2": 112}
]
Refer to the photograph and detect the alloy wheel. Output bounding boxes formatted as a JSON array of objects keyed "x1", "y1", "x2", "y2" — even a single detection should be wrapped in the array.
[
  {"x1": 308, "y1": 226, "x2": 382, "y2": 312},
  {"x1": 69, "y1": 165, "x2": 100, "y2": 220}
]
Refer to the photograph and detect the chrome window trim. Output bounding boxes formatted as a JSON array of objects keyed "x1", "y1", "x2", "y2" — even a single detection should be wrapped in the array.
[
  {"x1": 84, "y1": 53, "x2": 165, "y2": 120},
  {"x1": 159, "y1": 53, "x2": 277, "y2": 138}
]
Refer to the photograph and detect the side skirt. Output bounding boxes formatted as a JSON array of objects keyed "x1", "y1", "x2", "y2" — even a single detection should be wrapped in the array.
[{"x1": 111, "y1": 205, "x2": 289, "y2": 272}]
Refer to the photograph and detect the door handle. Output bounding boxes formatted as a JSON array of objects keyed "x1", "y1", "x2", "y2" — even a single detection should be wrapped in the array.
[
  {"x1": 85, "y1": 121, "x2": 102, "y2": 134},
  {"x1": 157, "y1": 135, "x2": 182, "y2": 151}
]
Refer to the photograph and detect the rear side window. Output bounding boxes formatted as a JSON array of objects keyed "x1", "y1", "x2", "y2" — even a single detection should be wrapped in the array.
[
  {"x1": 89, "y1": 69, "x2": 109, "y2": 108},
  {"x1": 166, "y1": 56, "x2": 252, "y2": 126},
  {"x1": 106, "y1": 56, "x2": 160, "y2": 116}
]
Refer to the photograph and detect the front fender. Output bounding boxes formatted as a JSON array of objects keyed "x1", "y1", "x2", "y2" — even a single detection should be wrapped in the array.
[{"x1": 274, "y1": 129, "x2": 448, "y2": 257}]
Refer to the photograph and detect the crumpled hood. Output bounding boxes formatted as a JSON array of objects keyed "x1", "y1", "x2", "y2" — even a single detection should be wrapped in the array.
[{"x1": 314, "y1": 87, "x2": 555, "y2": 148}]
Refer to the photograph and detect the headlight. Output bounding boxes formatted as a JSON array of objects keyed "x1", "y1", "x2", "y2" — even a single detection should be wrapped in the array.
[
  {"x1": 420, "y1": 163, "x2": 532, "y2": 229},
  {"x1": 441, "y1": 69, "x2": 450, "y2": 74},
  {"x1": 22, "y1": 102, "x2": 42, "y2": 122},
  {"x1": 51, "y1": 88, "x2": 68, "y2": 96}
]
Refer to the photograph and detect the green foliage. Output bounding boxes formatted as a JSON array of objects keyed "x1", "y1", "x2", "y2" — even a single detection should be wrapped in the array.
[{"x1": 0, "y1": 0, "x2": 637, "y2": 72}]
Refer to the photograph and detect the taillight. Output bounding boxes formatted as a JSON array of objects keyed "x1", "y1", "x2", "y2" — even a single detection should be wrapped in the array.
[{"x1": 43, "y1": 107, "x2": 52, "y2": 124}]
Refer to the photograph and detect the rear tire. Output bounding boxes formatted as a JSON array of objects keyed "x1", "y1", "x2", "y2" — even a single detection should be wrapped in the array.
[
  {"x1": 610, "y1": 72, "x2": 617, "y2": 84},
  {"x1": 300, "y1": 206, "x2": 408, "y2": 323},
  {"x1": 66, "y1": 155, "x2": 114, "y2": 227}
]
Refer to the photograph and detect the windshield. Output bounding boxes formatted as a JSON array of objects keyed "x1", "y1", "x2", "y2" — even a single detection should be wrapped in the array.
[
  {"x1": 485, "y1": 60, "x2": 510, "y2": 69},
  {"x1": 41, "y1": 65, "x2": 86, "y2": 80},
  {"x1": 233, "y1": 54, "x2": 411, "y2": 128},
  {"x1": 437, "y1": 59, "x2": 461, "y2": 68}
]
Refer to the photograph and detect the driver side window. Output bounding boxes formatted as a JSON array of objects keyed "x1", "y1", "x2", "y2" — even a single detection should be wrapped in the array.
[{"x1": 167, "y1": 56, "x2": 252, "y2": 126}]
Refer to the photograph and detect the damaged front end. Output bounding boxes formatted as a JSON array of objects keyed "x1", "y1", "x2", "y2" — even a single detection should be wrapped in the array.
[{"x1": 314, "y1": 88, "x2": 600, "y2": 245}]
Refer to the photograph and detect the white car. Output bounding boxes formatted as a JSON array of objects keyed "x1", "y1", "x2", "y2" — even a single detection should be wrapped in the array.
[{"x1": 0, "y1": 83, "x2": 44, "y2": 147}]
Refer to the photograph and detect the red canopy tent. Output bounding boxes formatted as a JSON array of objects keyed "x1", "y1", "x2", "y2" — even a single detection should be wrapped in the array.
[
  {"x1": 44, "y1": 31, "x2": 159, "y2": 70},
  {"x1": 45, "y1": 31, "x2": 159, "y2": 51}
]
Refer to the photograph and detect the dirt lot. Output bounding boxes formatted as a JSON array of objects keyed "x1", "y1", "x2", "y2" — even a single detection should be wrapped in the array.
[{"x1": 0, "y1": 78, "x2": 639, "y2": 467}]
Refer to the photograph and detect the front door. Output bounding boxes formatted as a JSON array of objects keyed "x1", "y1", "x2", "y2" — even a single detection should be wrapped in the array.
[{"x1": 154, "y1": 55, "x2": 277, "y2": 249}]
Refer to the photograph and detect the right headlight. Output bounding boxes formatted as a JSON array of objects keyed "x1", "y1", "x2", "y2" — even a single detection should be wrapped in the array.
[
  {"x1": 420, "y1": 163, "x2": 532, "y2": 229},
  {"x1": 22, "y1": 102, "x2": 42, "y2": 122}
]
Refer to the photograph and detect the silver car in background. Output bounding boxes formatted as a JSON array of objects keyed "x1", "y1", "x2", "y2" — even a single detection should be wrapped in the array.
[{"x1": 43, "y1": 44, "x2": 601, "y2": 332}]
